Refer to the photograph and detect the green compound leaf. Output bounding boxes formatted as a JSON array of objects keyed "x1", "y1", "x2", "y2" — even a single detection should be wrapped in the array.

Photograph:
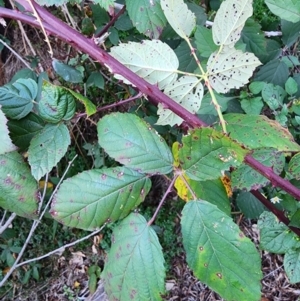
[
  {"x1": 0, "y1": 78, "x2": 37, "y2": 120},
  {"x1": 38, "y1": 82, "x2": 76, "y2": 123},
  {"x1": 28, "y1": 123, "x2": 70, "y2": 181},
  {"x1": 7, "y1": 113, "x2": 45, "y2": 151},
  {"x1": 258, "y1": 211, "x2": 300, "y2": 254},
  {"x1": 195, "y1": 26, "x2": 218, "y2": 58},
  {"x1": 0, "y1": 107, "x2": 17, "y2": 155},
  {"x1": 212, "y1": 0, "x2": 253, "y2": 48},
  {"x1": 262, "y1": 83, "x2": 287, "y2": 110},
  {"x1": 51, "y1": 167, "x2": 151, "y2": 231},
  {"x1": 207, "y1": 48, "x2": 261, "y2": 93},
  {"x1": 102, "y1": 213, "x2": 165, "y2": 300},
  {"x1": 231, "y1": 148, "x2": 285, "y2": 191},
  {"x1": 181, "y1": 201, "x2": 262, "y2": 301},
  {"x1": 284, "y1": 248, "x2": 300, "y2": 284},
  {"x1": 126, "y1": 0, "x2": 167, "y2": 39},
  {"x1": 110, "y1": 40, "x2": 178, "y2": 90},
  {"x1": 156, "y1": 76, "x2": 203, "y2": 126},
  {"x1": 0, "y1": 151, "x2": 38, "y2": 219},
  {"x1": 97, "y1": 113, "x2": 173, "y2": 174},
  {"x1": 161, "y1": 0, "x2": 196, "y2": 39},
  {"x1": 217, "y1": 113, "x2": 300, "y2": 152},
  {"x1": 287, "y1": 153, "x2": 300, "y2": 180},
  {"x1": 179, "y1": 128, "x2": 248, "y2": 181},
  {"x1": 265, "y1": 0, "x2": 300, "y2": 23}
]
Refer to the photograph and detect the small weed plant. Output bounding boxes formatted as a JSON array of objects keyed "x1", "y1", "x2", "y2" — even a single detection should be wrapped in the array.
[{"x1": 1, "y1": 0, "x2": 300, "y2": 300}]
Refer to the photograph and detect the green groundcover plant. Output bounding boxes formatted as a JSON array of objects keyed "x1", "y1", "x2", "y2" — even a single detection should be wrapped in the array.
[{"x1": 1, "y1": 0, "x2": 300, "y2": 300}]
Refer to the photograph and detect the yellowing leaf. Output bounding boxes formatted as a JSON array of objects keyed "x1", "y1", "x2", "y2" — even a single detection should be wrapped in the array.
[
  {"x1": 220, "y1": 175, "x2": 232, "y2": 197},
  {"x1": 213, "y1": 0, "x2": 253, "y2": 48},
  {"x1": 172, "y1": 141, "x2": 180, "y2": 167},
  {"x1": 157, "y1": 76, "x2": 203, "y2": 126},
  {"x1": 207, "y1": 48, "x2": 261, "y2": 93},
  {"x1": 161, "y1": 0, "x2": 196, "y2": 38},
  {"x1": 174, "y1": 174, "x2": 192, "y2": 201},
  {"x1": 110, "y1": 40, "x2": 179, "y2": 90}
]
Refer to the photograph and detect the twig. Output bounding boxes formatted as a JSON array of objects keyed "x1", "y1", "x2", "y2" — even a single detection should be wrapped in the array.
[
  {"x1": 0, "y1": 212, "x2": 16, "y2": 235},
  {"x1": 0, "y1": 37, "x2": 32, "y2": 69},
  {"x1": 15, "y1": 224, "x2": 106, "y2": 269},
  {"x1": 148, "y1": 176, "x2": 177, "y2": 226}
]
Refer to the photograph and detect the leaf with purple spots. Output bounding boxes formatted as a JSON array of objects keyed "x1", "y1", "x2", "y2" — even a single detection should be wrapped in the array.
[
  {"x1": 231, "y1": 148, "x2": 285, "y2": 191},
  {"x1": 215, "y1": 113, "x2": 300, "y2": 152},
  {"x1": 181, "y1": 200, "x2": 262, "y2": 301},
  {"x1": 28, "y1": 123, "x2": 70, "y2": 181},
  {"x1": 0, "y1": 151, "x2": 38, "y2": 219},
  {"x1": 97, "y1": 113, "x2": 173, "y2": 174},
  {"x1": 50, "y1": 167, "x2": 151, "y2": 230},
  {"x1": 178, "y1": 127, "x2": 248, "y2": 181},
  {"x1": 102, "y1": 213, "x2": 165, "y2": 300}
]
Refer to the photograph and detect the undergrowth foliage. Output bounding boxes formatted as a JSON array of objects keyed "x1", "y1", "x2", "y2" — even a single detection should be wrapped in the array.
[{"x1": 1, "y1": 0, "x2": 300, "y2": 300}]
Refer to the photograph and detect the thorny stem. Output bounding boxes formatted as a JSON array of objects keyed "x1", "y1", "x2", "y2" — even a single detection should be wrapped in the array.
[
  {"x1": 148, "y1": 176, "x2": 177, "y2": 226},
  {"x1": 1, "y1": 4, "x2": 300, "y2": 233}
]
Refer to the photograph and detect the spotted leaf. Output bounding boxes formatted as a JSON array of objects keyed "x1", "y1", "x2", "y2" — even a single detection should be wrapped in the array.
[
  {"x1": 207, "y1": 48, "x2": 261, "y2": 93},
  {"x1": 213, "y1": 0, "x2": 253, "y2": 48},
  {"x1": 102, "y1": 213, "x2": 165, "y2": 300},
  {"x1": 157, "y1": 76, "x2": 203, "y2": 126},
  {"x1": 181, "y1": 200, "x2": 262, "y2": 301},
  {"x1": 161, "y1": 0, "x2": 196, "y2": 38},
  {"x1": 51, "y1": 167, "x2": 151, "y2": 231}
]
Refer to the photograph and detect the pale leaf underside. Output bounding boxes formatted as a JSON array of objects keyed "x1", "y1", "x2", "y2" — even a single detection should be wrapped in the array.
[
  {"x1": 207, "y1": 48, "x2": 261, "y2": 93},
  {"x1": 157, "y1": 76, "x2": 203, "y2": 126}
]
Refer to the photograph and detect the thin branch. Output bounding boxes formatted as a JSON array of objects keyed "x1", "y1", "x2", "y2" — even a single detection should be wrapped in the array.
[
  {"x1": 15, "y1": 224, "x2": 106, "y2": 269},
  {"x1": 148, "y1": 176, "x2": 177, "y2": 226},
  {"x1": 0, "y1": 213, "x2": 16, "y2": 235}
]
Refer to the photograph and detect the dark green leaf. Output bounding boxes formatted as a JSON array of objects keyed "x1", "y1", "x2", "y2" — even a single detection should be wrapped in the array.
[
  {"x1": 187, "y1": 3, "x2": 206, "y2": 25},
  {"x1": 285, "y1": 77, "x2": 298, "y2": 95},
  {"x1": 179, "y1": 128, "x2": 248, "y2": 181},
  {"x1": 281, "y1": 20, "x2": 300, "y2": 47},
  {"x1": 262, "y1": 83, "x2": 286, "y2": 110},
  {"x1": 289, "y1": 209, "x2": 300, "y2": 228},
  {"x1": 52, "y1": 59, "x2": 83, "y2": 83},
  {"x1": 236, "y1": 192, "x2": 266, "y2": 219},
  {"x1": 97, "y1": 113, "x2": 173, "y2": 174},
  {"x1": 249, "y1": 81, "x2": 265, "y2": 94},
  {"x1": 0, "y1": 79, "x2": 37, "y2": 119},
  {"x1": 258, "y1": 211, "x2": 300, "y2": 253},
  {"x1": 181, "y1": 201, "x2": 262, "y2": 301},
  {"x1": 114, "y1": 12, "x2": 134, "y2": 31},
  {"x1": 10, "y1": 68, "x2": 37, "y2": 83},
  {"x1": 7, "y1": 112, "x2": 45, "y2": 151},
  {"x1": 284, "y1": 248, "x2": 300, "y2": 284},
  {"x1": 86, "y1": 72, "x2": 105, "y2": 89},
  {"x1": 102, "y1": 213, "x2": 165, "y2": 300},
  {"x1": 174, "y1": 41, "x2": 198, "y2": 73},
  {"x1": 218, "y1": 113, "x2": 300, "y2": 152},
  {"x1": 51, "y1": 167, "x2": 151, "y2": 230},
  {"x1": 126, "y1": 0, "x2": 167, "y2": 39},
  {"x1": 241, "y1": 18, "x2": 267, "y2": 62},
  {"x1": 28, "y1": 123, "x2": 70, "y2": 181},
  {"x1": 195, "y1": 26, "x2": 218, "y2": 58},
  {"x1": 254, "y1": 59, "x2": 289, "y2": 88},
  {"x1": 198, "y1": 92, "x2": 230, "y2": 115},
  {"x1": 38, "y1": 82, "x2": 76, "y2": 123},
  {"x1": 241, "y1": 97, "x2": 264, "y2": 115},
  {"x1": 232, "y1": 148, "x2": 285, "y2": 191},
  {"x1": 0, "y1": 151, "x2": 38, "y2": 219}
]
